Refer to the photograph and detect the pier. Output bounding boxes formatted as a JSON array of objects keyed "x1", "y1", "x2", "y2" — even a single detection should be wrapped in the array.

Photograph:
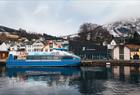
[{"x1": 81, "y1": 60, "x2": 140, "y2": 66}]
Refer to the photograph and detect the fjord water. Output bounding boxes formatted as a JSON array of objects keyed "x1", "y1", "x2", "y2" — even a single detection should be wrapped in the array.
[{"x1": 0, "y1": 66, "x2": 140, "y2": 95}]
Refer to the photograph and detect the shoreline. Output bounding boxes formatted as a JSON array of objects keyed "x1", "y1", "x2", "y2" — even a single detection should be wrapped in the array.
[{"x1": 81, "y1": 60, "x2": 140, "y2": 66}]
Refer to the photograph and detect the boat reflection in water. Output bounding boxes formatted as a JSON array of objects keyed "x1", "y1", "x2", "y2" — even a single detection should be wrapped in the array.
[
  {"x1": 4, "y1": 67, "x2": 81, "y2": 95},
  {"x1": 0, "y1": 66, "x2": 140, "y2": 95},
  {"x1": 6, "y1": 67, "x2": 81, "y2": 77}
]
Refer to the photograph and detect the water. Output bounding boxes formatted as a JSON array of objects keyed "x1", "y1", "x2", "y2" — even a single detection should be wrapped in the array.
[{"x1": 0, "y1": 66, "x2": 140, "y2": 95}]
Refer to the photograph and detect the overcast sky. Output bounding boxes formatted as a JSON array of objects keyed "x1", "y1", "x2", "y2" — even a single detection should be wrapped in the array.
[{"x1": 0, "y1": 0, "x2": 140, "y2": 36}]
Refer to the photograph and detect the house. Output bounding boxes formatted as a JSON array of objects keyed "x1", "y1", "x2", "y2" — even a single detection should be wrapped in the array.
[
  {"x1": 126, "y1": 44, "x2": 140, "y2": 59},
  {"x1": 112, "y1": 45, "x2": 130, "y2": 60},
  {"x1": 0, "y1": 42, "x2": 9, "y2": 61},
  {"x1": 42, "y1": 40, "x2": 53, "y2": 52},
  {"x1": 107, "y1": 38, "x2": 126, "y2": 59},
  {"x1": 43, "y1": 43, "x2": 50, "y2": 52},
  {"x1": 43, "y1": 40, "x2": 69, "y2": 52},
  {"x1": 0, "y1": 42, "x2": 9, "y2": 51},
  {"x1": 25, "y1": 41, "x2": 44, "y2": 52},
  {"x1": 25, "y1": 41, "x2": 34, "y2": 52},
  {"x1": 107, "y1": 39, "x2": 118, "y2": 59},
  {"x1": 32, "y1": 41, "x2": 44, "y2": 52},
  {"x1": 9, "y1": 41, "x2": 19, "y2": 51},
  {"x1": 43, "y1": 40, "x2": 61, "y2": 52}
]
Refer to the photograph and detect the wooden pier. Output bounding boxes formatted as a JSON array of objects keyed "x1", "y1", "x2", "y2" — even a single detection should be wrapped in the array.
[{"x1": 81, "y1": 60, "x2": 140, "y2": 66}]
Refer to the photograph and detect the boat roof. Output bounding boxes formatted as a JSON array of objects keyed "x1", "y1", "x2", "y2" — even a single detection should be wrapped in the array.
[
  {"x1": 27, "y1": 50, "x2": 80, "y2": 59},
  {"x1": 28, "y1": 52, "x2": 52, "y2": 56},
  {"x1": 53, "y1": 48, "x2": 68, "y2": 51}
]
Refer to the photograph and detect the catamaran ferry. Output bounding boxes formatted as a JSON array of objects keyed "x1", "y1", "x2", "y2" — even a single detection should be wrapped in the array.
[{"x1": 6, "y1": 50, "x2": 81, "y2": 67}]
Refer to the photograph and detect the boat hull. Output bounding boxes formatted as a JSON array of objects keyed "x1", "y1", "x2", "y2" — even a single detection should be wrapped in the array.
[
  {"x1": 6, "y1": 60, "x2": 80, "y2": 67},
  {"x1": 6, "y1": 52, "x2": 81, "y2": 67}
]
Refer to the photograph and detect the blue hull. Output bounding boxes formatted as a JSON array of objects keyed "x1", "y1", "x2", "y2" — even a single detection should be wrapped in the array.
[
  {"x1": 6, "y1": 53, "x2": 81, "y2": 67},
  {"x1": 6, "y1": 60, "x2": 80, "y2": 67}
]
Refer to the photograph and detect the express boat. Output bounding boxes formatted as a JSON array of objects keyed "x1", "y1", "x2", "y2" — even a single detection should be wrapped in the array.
[{"x1": 6, "y1": 50, "x2": 81, "y2": 67}]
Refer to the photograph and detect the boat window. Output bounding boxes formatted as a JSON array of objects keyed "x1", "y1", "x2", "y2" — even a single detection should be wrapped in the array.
[
  {"x1": 26, "y1": 55, "x2": 61, "y2": 60},
  {"x1": 61, "y1": 56, "x2": 73, "y2": 60}
]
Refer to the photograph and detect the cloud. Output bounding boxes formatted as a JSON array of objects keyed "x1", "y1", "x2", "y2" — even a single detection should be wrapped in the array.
[
  {"x1": 95, "y1": 0, "x2": 140, "y2": 24},
  {"x1": 69, "y1": 0, "x2": 140, "y2": 24},
  {"x1": 33, "y1": 5, "x2": 49, "y2": 15},
  {"x1": 0, "y1": 0, "x2": 140, "y2": 36}
]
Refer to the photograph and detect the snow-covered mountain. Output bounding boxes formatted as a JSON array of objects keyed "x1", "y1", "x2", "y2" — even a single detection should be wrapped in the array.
[
  {"x1": 77, "y1": 18, "x2": 140, "y2": 44},
  {"x1": 105, "y1": 18, "x2": 140, "y2": 37}
]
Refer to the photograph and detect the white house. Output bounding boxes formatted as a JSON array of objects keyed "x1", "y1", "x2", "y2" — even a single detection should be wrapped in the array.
[
  {"x1": 0, "y1": 42, "x2": 9, "y2": 51},
  {"x1": 25, "y1": 40, "x2": 69, "y2": 52},
  {"x1": 32, "y1": 41, "x2": 44, "y2": 52},
  {"x1": 26, "y1": 41, "x2": 44, "y2": 52},
  {"x1": 25, "y1": 41, "x2": 34, "y2": 52},
  {"x1": 42, "y1": 40, "x2": 69, "y2": 52},
  {"x1": 112, "y1": 45, "x2": 130, "y2": 60},
  {"x1": 8, "y1": 41, "x2": 21, "y2": 51},
  {"x1": 43, "y1": 40, "x2": 60, "y2": 52},
  {"x1": 0, "y1": 42, "x2": 9, "y2": 60}
]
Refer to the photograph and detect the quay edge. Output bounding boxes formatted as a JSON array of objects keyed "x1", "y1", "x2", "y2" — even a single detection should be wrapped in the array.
[{"x1": 81, "y1": 60, "x2": 140, "y2": 66}]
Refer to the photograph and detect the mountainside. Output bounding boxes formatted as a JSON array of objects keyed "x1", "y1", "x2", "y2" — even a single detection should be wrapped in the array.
[
  {"x1": 77, "y1": 23, "x2": 113, "y2": 44},
  {"x1": 105, "y1": 18, "x2": 140, "y2": 37},
  {"x1": 76, "y1": 18, "x2": 140, "y2": 44},
  {"x1": 1, "y1": 18, "x2": 140, "y2": 44},
  {"x1": 0, "y1": 25, "x2": 61, "y2": 41}
]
